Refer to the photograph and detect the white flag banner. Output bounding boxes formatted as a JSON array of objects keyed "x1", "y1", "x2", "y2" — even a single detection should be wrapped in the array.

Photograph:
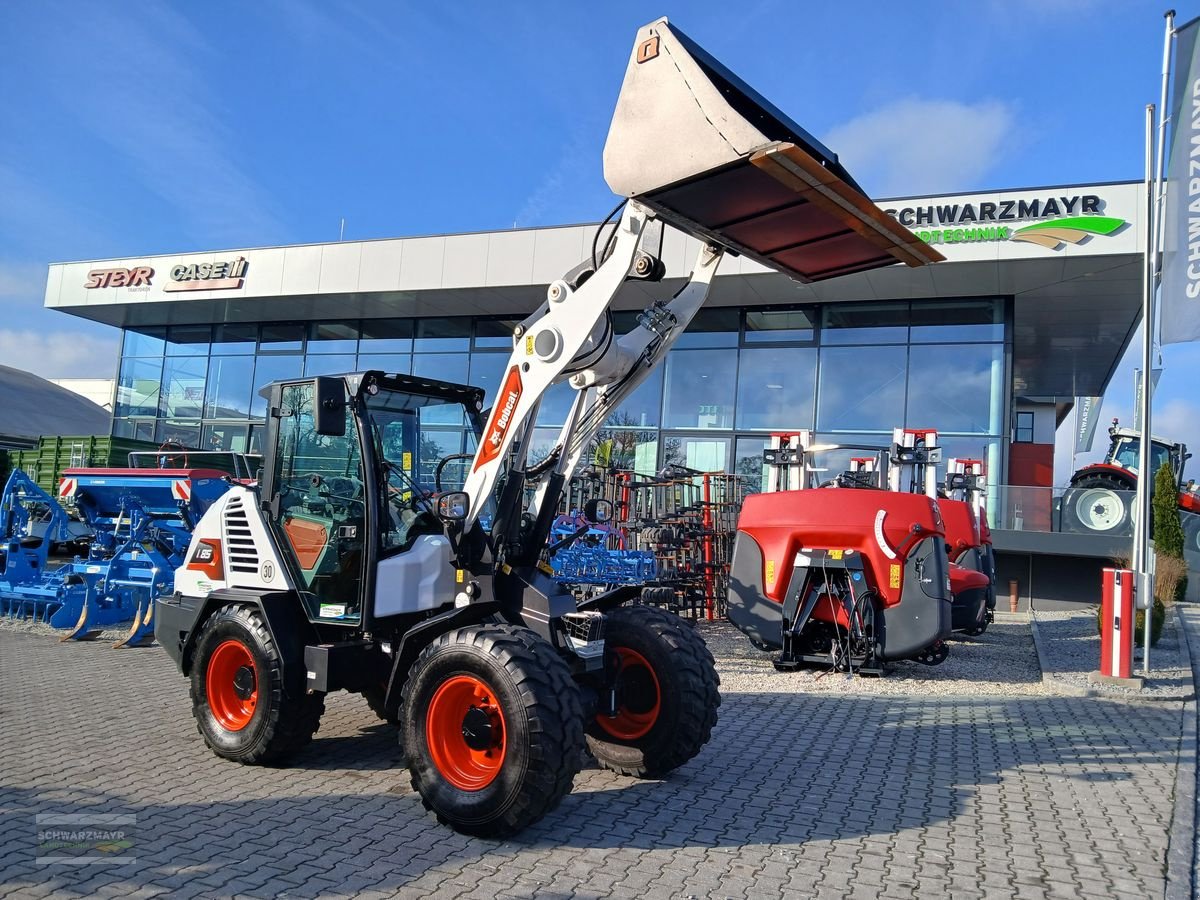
[{"x1": 1161, "y1": 16, "x2": 1200, "y2": 343}]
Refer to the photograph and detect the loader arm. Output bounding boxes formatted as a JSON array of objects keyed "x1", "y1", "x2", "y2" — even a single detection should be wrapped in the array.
[
  {"x1": 529, "y1": 239, "x2": 725, "y2": 519},
  {"x1": 459, "y1": 201, "x2": 654, "y2": 532}
]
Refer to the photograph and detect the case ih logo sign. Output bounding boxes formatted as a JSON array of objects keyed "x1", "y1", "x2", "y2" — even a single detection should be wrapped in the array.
[
  {"x1": 165, "y1": 256, "x2": 248, "y2": 292},
  {"x1": 474, "y1": 366, "x2": 523, "y2": 470},
  {"x1": 84, "y1": 266, "x2": 153, "y2": 289}
]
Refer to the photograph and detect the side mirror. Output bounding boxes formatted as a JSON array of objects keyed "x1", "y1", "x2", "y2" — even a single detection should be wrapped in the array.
[
  {"x1": 436, "y1": 491, "x2": 469, "y2": 522},
  {"x1": 584, "y1": 498, "x2": 613, "y2": 524},
  {"x1": 314, "y1": 377, "x2": 346, "y2": 436}
]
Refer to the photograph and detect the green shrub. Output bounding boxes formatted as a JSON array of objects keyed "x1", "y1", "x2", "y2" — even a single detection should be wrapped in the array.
[{"x1": 1153, "y1": 461, "x2": 1185, "y2": 558}]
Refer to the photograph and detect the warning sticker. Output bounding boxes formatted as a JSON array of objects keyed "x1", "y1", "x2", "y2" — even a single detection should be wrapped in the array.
[
  {"x1": 456, "y1": 569, "x2": 465, "y2": 584},
  {"x1": 830, "y1": 549, "x2": 843, "y2": 560},
  {"x1": 402, "y1": 451, "x2": 412, "y2": 471},
  {"x1": 889, "y1": 564, "x2": 901, "y2": 589},
  {"x1": 766, "y1": 559, "x2": 776, "y2": 585},
  {"x1": 525, "y1": 335, "x2": 534, "y2": 355}
]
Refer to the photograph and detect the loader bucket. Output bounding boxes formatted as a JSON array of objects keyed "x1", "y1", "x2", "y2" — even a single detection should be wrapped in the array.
[{"x1": 603, "y1": 18, "x2": 944, "y2": 282}]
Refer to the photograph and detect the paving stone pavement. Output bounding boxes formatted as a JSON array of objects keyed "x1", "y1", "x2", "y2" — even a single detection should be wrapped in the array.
[{"x1": 0, "y1": 628, "x2": 1186, "y2": 899}]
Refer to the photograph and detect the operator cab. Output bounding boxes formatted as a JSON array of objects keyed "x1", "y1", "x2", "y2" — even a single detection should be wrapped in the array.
[
  {"x1": 259, "y1": 371, "x2": 485, "y2": 626},
  {"x1": 1106, "y1": 427, "x2": 1187, "y2": 484}
]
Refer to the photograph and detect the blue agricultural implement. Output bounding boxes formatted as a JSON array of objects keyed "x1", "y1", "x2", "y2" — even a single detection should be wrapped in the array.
[
  {"x1": 548, "y1": 510, "x2": 658, "y2": 586},
  {"x1": 0, "y1": 465, "x2": 232, "y2": 647}
]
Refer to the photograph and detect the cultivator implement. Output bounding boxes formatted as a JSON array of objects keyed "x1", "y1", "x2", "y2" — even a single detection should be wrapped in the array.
[
  {"x1": 0, "y1": 469, "x2": 80, "y2": 623},
  {"x1": 550, "y1": 465, "x2": 752, "y2": 618},
  {"x1": 1, "y1": 466, "x2": 231, "y2": 645}
]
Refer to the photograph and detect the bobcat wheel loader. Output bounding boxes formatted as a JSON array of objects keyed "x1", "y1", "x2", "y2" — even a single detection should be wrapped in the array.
[{"x1": 154, "y1": 17, "x2": 941, "y2": 837}]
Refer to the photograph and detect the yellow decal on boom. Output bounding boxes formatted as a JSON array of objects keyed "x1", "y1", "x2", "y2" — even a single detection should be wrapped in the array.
[
  {"x1": 889, "y1": 564, "x2": 901, "y2": 589},
  {"x1": 525, "y1": 335, "x2": 534, "y2": 355},
  {"x1": 402, "y1": 451, "x2": 412, "y2": 471},
  {"x1": 456, "y1": 569, "x2": 464, "y2": 584},
  {"x1": 766, "y1": 559, "x2": 776, "y2": 585}
]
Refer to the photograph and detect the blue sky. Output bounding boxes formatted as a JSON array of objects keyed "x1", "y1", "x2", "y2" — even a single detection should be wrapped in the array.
[{"x1": 0, "y1": 1, "x2": 1193, "y2": 480}]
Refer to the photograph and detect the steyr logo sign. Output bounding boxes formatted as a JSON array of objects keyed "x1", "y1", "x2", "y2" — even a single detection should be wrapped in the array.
[
  {"x1": 85, "y1": 266, "x2": 153, "y2": 289},
  {"x1": 165, "y1": 256, "x2": 248, "y2": 292}
]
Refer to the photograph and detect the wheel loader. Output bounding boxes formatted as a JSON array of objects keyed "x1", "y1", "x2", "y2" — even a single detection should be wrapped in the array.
[{"x1": 154, "y1": 17, "x2": 941, "y2": 837}]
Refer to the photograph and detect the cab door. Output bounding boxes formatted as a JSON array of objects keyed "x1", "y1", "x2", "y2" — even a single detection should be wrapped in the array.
[{"x1": 267, "y1": 382, "x2": 366, "y2": 623}]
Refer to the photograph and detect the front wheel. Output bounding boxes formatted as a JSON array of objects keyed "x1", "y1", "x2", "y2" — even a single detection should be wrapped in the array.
[
  {"x1": 190, "y1": 604, "x2": 324, "y2": 764},
  {"x1": 1062, "y1": 474, "x2": 1133, "y2": 535},
  {"x1": 587, "y1": 605, "x2": 720, "y2": 778},
  {"x1": 401, "y1": 625, "x2": 584, "y2": 838}
]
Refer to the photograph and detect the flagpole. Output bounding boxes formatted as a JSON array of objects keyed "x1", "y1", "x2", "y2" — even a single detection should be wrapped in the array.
[
  {"x1": 1136, "y1": 104, "x2": 1156, "y2": 675},
  {"x1": 1154, "y1": 11, "x2": 1175, "y2": 277},
  {"x1": 1138, "y1": 11, "x2": 1177, "y2": 675}
]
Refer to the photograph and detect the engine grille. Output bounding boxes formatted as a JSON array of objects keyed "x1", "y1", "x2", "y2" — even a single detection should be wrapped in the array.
[{"x1": 223, "y1": 495, "x2": 260, "y2": 575}]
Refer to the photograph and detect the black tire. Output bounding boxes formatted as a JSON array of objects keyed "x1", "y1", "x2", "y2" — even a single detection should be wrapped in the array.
[
  {"x1": 401, "y1": 624, "x2": 584, "y2": 838},
  {"x1": 1184, "y1": 513, "x2": 1200, "y2": 555},
  {"x1": 587, "y1": 606, "x2": 720, "y2": 778},
  {"x1": 190, "y1": 603, "x2": 324, "y2": 764},
  {"x1": 1061, "y1": 474, "x2": 1133, "y2": 535},
  {"x1": 361, "y1": 685, "x2": 399, "y2": 726}
]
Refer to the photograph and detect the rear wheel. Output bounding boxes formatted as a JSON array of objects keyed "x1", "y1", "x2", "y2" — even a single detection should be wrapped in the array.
[
  {"x1": 361, "y1": 685, "x2": 399, "y2": 726},
  {"x1": 1184, "y1": 513, "x2": 1200, "y2": 554},
  {"x1": 588, "y1": 605, "x2": 720, "y2": 778},
  {"x1": 190, "y1": 604, "x2": 324, "y2": 764},
  {"x1": 1063, "y1": 474, "x2": 1133, "y2": 534},
  {"x1": 401, "y1": 624, "x2": 584, "y2": 838}
]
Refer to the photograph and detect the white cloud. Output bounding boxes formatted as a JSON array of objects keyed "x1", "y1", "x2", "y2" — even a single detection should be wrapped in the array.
[
  {"x1": 824, "y1": 98, "x2": 1017, "y2": 196},
  {"x1": 0, "y1": 329, "x2": 118, "y2": 380},
  {"x1": 37, "y1": 4, "x2": 285, "y2": 248}
]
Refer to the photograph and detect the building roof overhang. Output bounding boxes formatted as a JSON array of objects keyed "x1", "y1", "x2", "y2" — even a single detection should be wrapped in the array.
[{"x1": 45, "y1": 181, "x2": 1145, "y2": 399}]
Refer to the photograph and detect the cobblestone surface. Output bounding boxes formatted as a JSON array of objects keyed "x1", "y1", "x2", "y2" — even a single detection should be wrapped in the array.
[{"x1": 0, "y1": 625, "x2": 1185, "y2": 899}]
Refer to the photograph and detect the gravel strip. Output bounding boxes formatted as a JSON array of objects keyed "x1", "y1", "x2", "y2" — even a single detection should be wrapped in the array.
[
  {"x1": 1031, "y1": 605, "x2": 1194, "y2": 700},
  {"x1": 697, "y1": 614, "x2": 1053, "y2": 696},
  {"x1": 0, "y1": 614, "x2": 131, "y2": 644}
]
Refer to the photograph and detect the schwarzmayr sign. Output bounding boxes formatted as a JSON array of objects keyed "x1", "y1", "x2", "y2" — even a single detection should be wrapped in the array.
[{"x1": 884, "y1": 193, "x2": 1126, "y2": 250}]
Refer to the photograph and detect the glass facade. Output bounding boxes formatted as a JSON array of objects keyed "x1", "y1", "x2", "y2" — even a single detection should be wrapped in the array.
[{"x1": 112, "y1": 299, "x2": 1009, "y2": 484}]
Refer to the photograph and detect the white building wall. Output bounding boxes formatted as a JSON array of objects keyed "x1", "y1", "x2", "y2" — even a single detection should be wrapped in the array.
[{"x1": 50, "y1": 378, "x2": 115, "y2": 412}]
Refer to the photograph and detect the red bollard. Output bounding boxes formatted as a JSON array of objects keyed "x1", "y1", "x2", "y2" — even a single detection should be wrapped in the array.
[{"x1": 1099, "y1": 568, "x2": 1135, "y2": 679}]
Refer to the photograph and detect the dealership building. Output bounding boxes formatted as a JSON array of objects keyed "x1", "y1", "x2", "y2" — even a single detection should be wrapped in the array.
[{"x1": 43, "y1": 179, "x2": 1148, "y2": 602}]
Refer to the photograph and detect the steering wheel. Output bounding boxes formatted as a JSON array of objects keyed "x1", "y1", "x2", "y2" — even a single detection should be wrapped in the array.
[
  {"x1": 307, "y1": 474, "x2": 365, "y2": 508},
  {"x1": 157, "y1": 439, "x2": 189, "y2": 469},
  {"x1": 435, "y1": 453, "x2": 475, "y2": 492}
]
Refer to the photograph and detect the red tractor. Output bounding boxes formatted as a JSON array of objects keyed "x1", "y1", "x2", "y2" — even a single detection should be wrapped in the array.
[{"x1": 1061, "y1": 420, "x2": 1200, "y2": 549}]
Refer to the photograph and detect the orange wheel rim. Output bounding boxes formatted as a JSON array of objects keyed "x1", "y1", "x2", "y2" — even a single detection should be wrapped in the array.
[
  {"x1": 597, "y1": 646, "x2": 661, "y2": 741},
  {"x1": 206, "y1": 639, "x2": 258, "y2": 731},
  {"x1": 426, "y1": 675, "x2": 507, "y2": 791}
]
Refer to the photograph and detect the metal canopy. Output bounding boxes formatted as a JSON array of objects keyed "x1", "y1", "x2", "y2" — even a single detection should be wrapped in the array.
[{"x1": 603, "y1": 18, "x2": 944, "y2": 283}]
